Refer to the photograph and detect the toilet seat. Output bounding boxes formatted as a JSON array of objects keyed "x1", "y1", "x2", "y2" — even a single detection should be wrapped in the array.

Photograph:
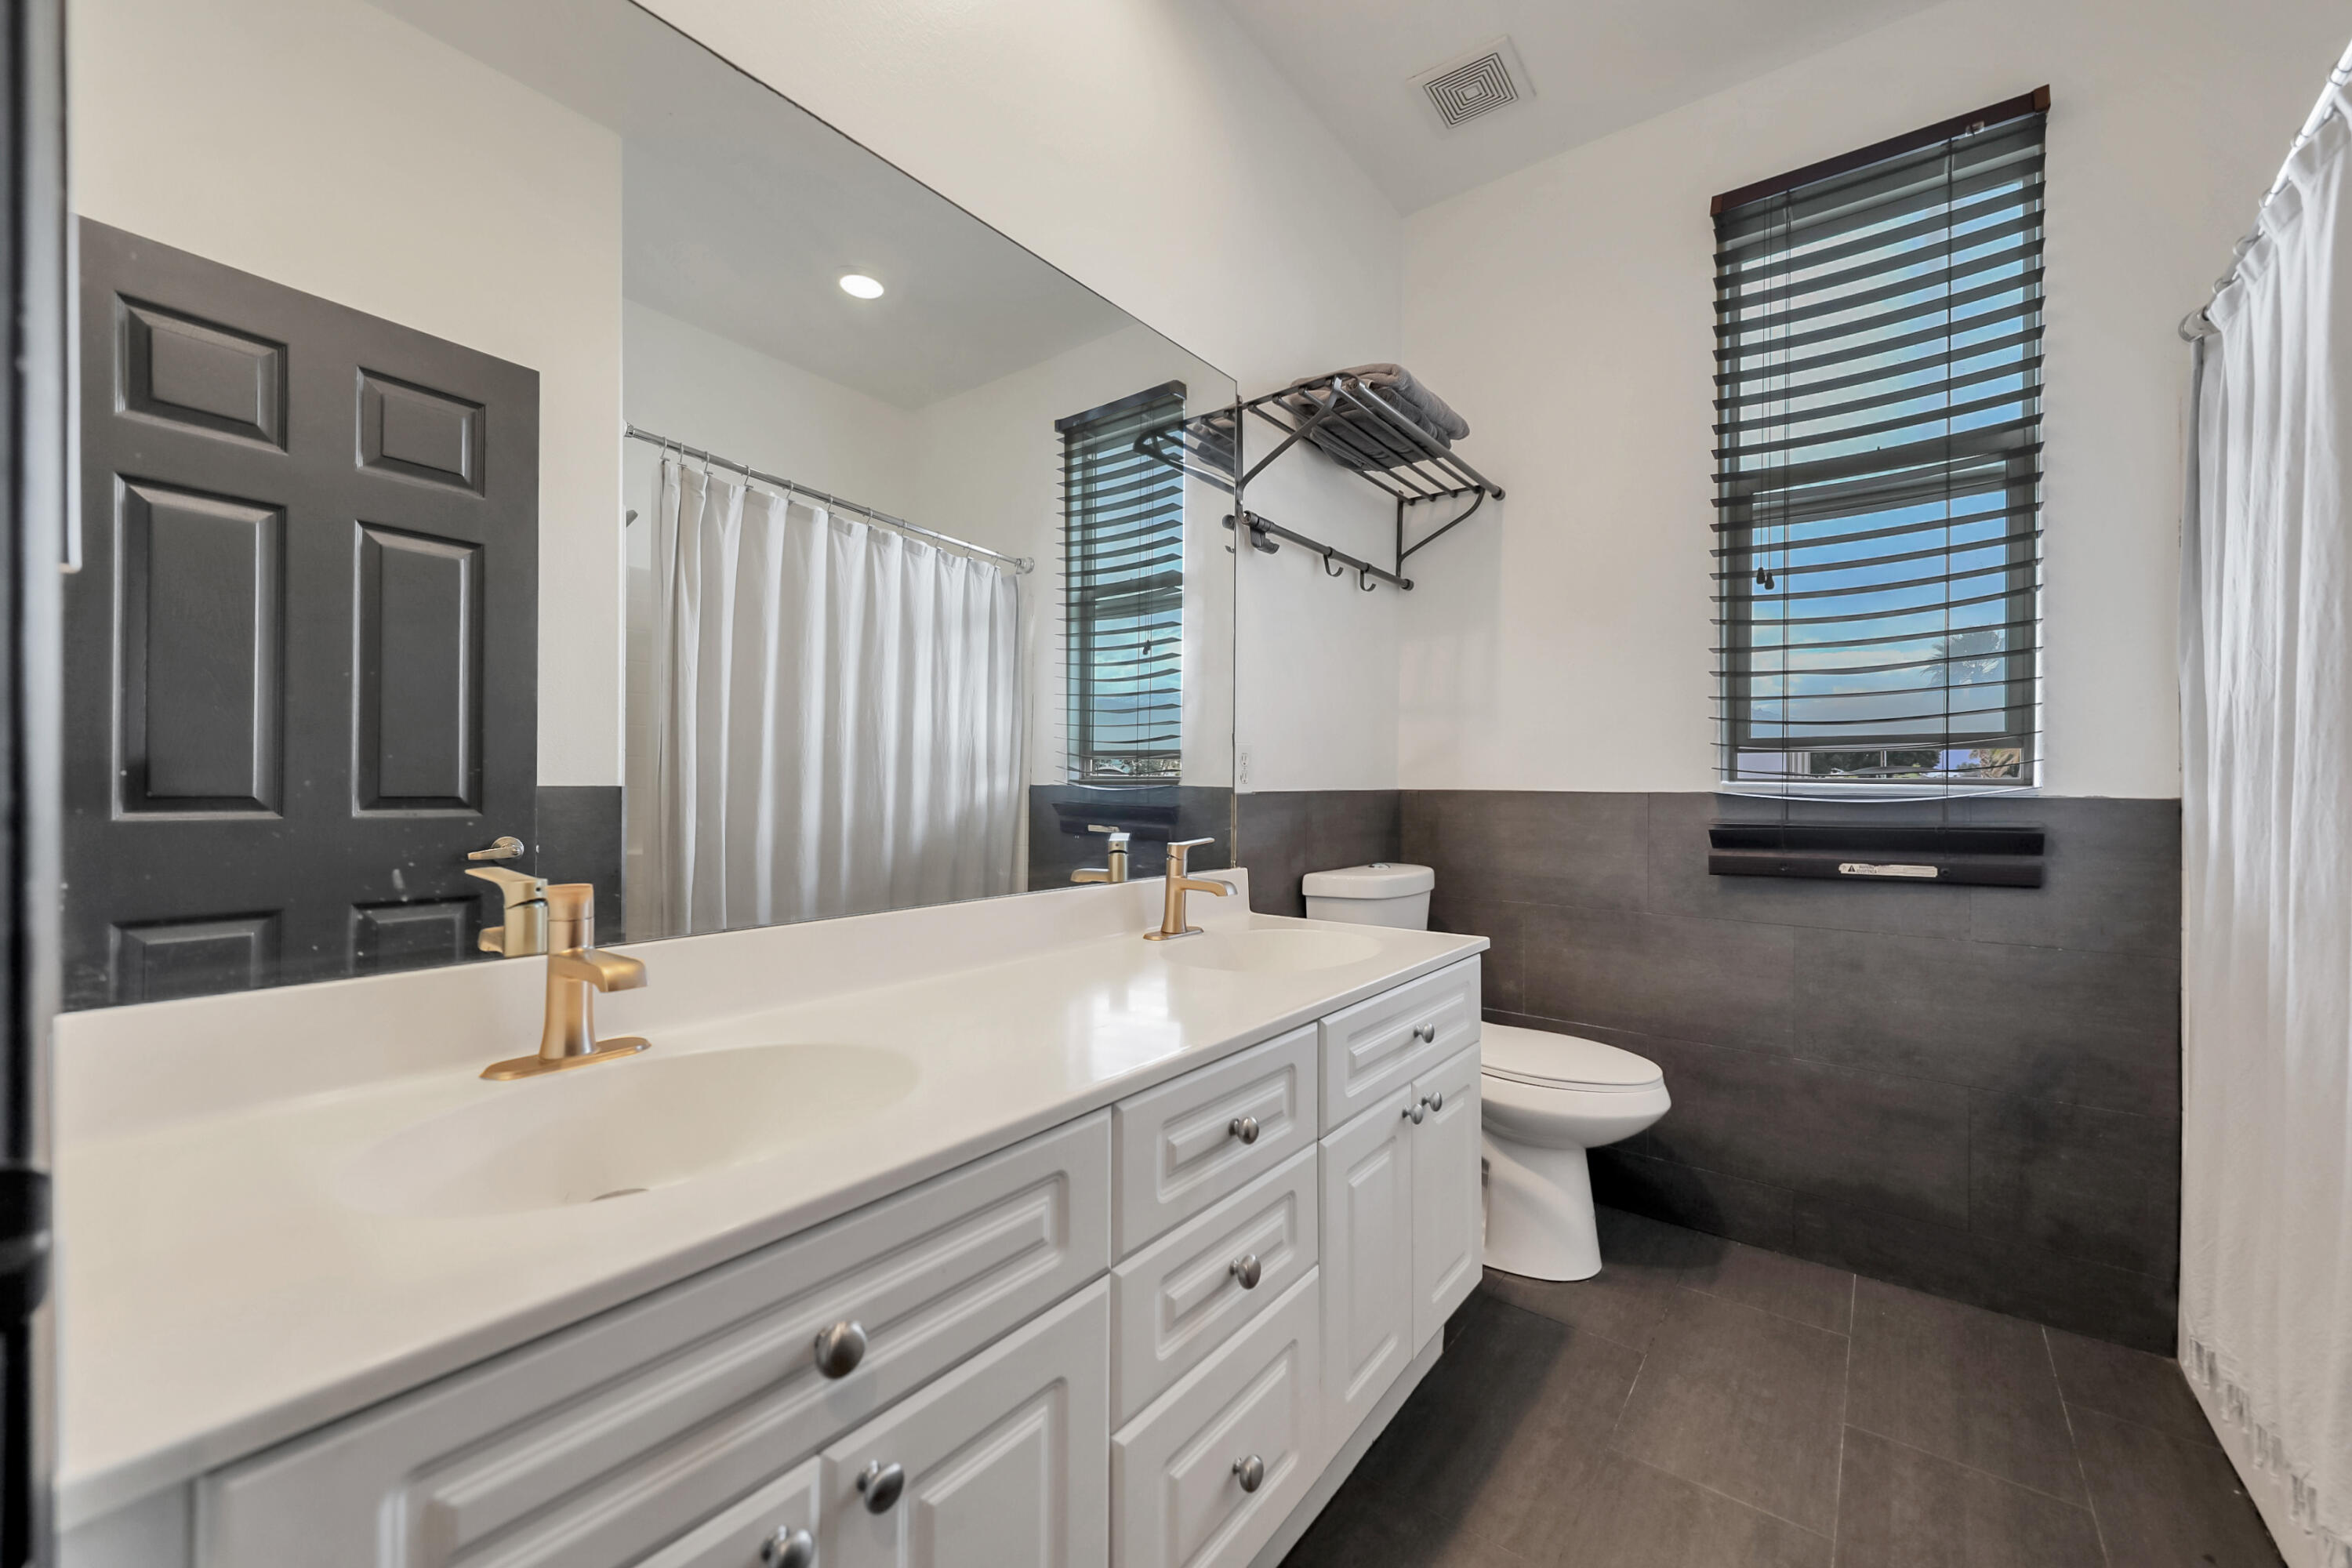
[{"x1": 1480, "y1": 1022, "x2": 1663, "y2": 1093}]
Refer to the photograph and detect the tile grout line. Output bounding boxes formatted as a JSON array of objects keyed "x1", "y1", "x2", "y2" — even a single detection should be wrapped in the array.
[
  {"x1": 1612, "y1": 1450, "x2": 1841, "y2": 1545},
  {"x1": 1849, "y1": 1424, "x2": 2105, "y2": 1519},
  {"x1": 1830, "y1": 1272, "x2": 1857, "y2": 1568},
  {"x1": 2044, "y1": 1323, "x2": 2117, "y2": 1568},
  {"x1": 1671, "y1": 1271, "x2": 1856, "y2": 1338}
]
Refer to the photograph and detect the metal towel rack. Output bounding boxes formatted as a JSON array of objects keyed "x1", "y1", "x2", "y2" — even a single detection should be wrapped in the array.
[{"x1": 1137, "y1": 372, "x2": 1504, "y2": 592}]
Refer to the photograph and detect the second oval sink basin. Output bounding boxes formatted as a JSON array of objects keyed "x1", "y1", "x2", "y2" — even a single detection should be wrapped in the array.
[
  {"x1": 339, "y1": 1043, "x2": 919, "y2": 1218},
  {"x1": 1157, "y1": 928, "x2": 1383, "y2": 974}
]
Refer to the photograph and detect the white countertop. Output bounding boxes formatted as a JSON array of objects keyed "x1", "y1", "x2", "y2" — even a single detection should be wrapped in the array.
[{"x1": 55, "y1": 875, "x2": 1483, "y2": 1528}]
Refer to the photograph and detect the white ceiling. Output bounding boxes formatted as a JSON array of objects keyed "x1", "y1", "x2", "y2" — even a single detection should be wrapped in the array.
[
  {"x1": 1220, "y1": 0, "x2": 1950, "y2": 212},
  {"x1": 372, "y1": 0, "x2": 1134, "y2": 409}
]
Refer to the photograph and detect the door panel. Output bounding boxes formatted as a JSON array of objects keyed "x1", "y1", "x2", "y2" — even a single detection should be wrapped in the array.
[
  {"x1": 66, "y1": 219, "x2": 539, "y2": 1007},
  {"x1": 1411, "y1": 1045, "x2": 1485, "y2": 1345},
  {"x1": 822, "y1": 1281, "x2": 1109, "y2": 1568},
  {"x1": 1318, "y1": 1089, "x2": 1416, "y2": 1446}
]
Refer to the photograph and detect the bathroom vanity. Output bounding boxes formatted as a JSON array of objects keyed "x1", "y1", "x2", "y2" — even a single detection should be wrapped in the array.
[{"x1": 56, "y1": 875, "x2": 1486, "y2": 1567}]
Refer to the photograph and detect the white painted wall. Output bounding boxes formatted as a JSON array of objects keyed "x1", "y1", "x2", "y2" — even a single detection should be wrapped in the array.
[
  {"x1": 633, "y1": 0, "x2": 1412, "y2": 793},
  {"x1": 908, "y1": 324, "x2": 1237, "y2": 790},
  {"x1": 70, "y1": 0, "x2": 626, "y2": 786},
  {"x1": 1397, "y1": 0, "x2": 2349, "y2": 798}
]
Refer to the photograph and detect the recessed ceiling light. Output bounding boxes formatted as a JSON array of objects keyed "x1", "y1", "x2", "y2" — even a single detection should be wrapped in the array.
[{"x1": 838, "y1": 274, "x2": 885, "y2": 299}]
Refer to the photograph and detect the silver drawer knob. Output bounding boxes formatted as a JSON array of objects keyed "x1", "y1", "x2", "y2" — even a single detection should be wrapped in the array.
[
  {"x1": 1230, "y1": 1252, "x2": 1262, "y2": 1290},
  {"x1": 814, "y1": 1319, "x2": 868, "y2": 1379},
  {"x1": 858, "y1": 1460, "x2": 906, "y2": 1514},
  {"x1": 1404, "y1": 1101, "x2": 1425, "y2": 1124},
  {"x1": 1233, "y1": 1454, "x2": 1265, "y2": 1493},
  {"x1": 1425, "y1": 1090, "x2": 1444, "y2": 1113},
  {"x1": 1413, "y1": 1023, "x2": 1437, "y2": 1043},
  {"x1": 1228, "y1": 1115, "x2": 1261, "y2": 1145},
  {"x1": 762, "y1": 1526, "x2": 816, "y2": 1567}
]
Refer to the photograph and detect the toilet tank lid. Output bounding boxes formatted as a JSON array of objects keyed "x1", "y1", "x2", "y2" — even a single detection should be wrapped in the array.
[
  {"x1": 1301, "y1": 863, "x2": 1435, "y2": 898},
  {"x1": 1480, "y1": 1023, "x2": 1664, "y2": 1091}
]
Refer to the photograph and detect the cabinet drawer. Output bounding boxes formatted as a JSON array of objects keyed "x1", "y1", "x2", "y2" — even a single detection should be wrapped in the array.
[
  {"x1": 1319, "y1": 958, "x2": 1479, "y2": 1129},
  {"x1": 822, "y1": 1280, "x2": 1109, "y2": 1568},
  {"x1": 638, "y1": 1457, "x2": 818, "y2": 1568},
  {"x1": 1112, "y1": 1269, "x2": 1321, "y2": 1568},
  {"x1": 1114, "y1": 1025, "x2": 1315, "y2": 1256},
  {"x1": 198, "y1": 1114, "x2": 1111, "y2": 1568},
  {"x1": 1111, "y1": 1145, "x2": 1316, "y2": 1425}
]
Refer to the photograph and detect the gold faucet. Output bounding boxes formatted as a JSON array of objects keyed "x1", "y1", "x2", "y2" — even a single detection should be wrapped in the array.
[
  {"x1": 481, "y1": 883, "x2": 650, "y2": 1080},
  {"x1": 1145, "y1": 837, "x2": 1231, "y2": 941},
  {"x1": 467, "y1": 866, "x2": 550, "y2": 956},
  {"x1": 1072, "y1": 825, "x2": 1131, "y2": 885}
]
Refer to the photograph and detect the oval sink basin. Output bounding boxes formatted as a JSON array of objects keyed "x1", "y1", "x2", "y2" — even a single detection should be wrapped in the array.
[
  {"x1": 339, "y1": 1044, "x2": 919, "y2": 1218},
  {"x1": 1157, "y1": 928, "x2": 1383, "y2": 974}
]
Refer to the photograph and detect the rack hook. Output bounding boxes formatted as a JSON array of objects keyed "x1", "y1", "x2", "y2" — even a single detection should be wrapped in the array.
[
  {"x1": 1322, "y1": 547, "x2": 1345, "y2": 579},
  {"x1": 1358, "y1": 565, "x2": 1377, "y2": 592}
]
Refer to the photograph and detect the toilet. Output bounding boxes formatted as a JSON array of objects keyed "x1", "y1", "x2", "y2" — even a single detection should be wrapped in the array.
[{"x1": 1301, "y1": 862, "x2": 1671, "y2": 1282}]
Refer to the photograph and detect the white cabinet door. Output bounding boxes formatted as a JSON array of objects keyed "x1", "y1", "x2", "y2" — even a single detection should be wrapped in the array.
[
  {"x1": 1112, "y1": 1270, "x2": 1320, "y2": 1568},
  {"x1": 1317, "y1": 1085, "x2": 1416, "y2": 1447},
  {"x1": 822, "y1": 1281, "x2": 1109, "y2": 1568},
  {"x1": 1410, "y1": 1045, "x2": 1484, "y2": 1345}
]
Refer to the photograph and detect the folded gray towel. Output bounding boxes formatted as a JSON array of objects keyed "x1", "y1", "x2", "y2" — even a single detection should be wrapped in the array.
[
  {"x1": 1312, "y1": 363, "x2": 1471, "y2": 444},
  {"x1": 1276, "y1": 364, "x2": 1470, "y2": 474}
]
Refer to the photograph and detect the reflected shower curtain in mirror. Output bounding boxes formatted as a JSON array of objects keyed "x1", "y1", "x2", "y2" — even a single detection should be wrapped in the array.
[
  {"x1": 652, "y1": 459, "x2": 1023, "y2": 931},
  {"x1": 2181, "y1": 103, "x2": 2352, "y2": 1567}
]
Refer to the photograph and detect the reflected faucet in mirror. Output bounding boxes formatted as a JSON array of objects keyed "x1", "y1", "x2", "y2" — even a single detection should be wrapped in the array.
[
  {"x1": 468, "y1": 866, "x2": 550, "y2": 957},
  {"x1": 1071, "y1": 826, "x2": 1132, "y2": 885},
  {"x1": 1145, "y1": 837, "x2": 1231, "y2": 942},
  {"x1": 481, "y1": 884, "x2": 650, "y2": 1081}
]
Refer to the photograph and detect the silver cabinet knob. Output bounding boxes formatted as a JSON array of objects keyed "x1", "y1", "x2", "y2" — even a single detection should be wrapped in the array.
[
  {"x1": 1233, "y1": 1454, "x2": 1265, "y2": 1493},
  {"x1": 1230, "y1": 1252, "x2": 1262, "y2": 1290},
  {"x1": 1228, "y1": 1115, "x2": 1261, "y2": 1145},
  {"x1": 762, "y1": 1526, "x2": 816, "y2": 1567},
  {"x1": 814, "y1": 1320, "x2": 868, "y2": 1379},
  {"x1": 858, "y1": 1460, "x2": 906, "y2": 1514},
  {"x1": 1404, "y1": 1101, "x2": 1426, "y2": 1124},
  {"x1": 1425, "y1": 1089, "x2": 1444, "y2": 1113},
  {"x1": 1413, "y1": 1023, "x2": 1438, "y2": 1043}
]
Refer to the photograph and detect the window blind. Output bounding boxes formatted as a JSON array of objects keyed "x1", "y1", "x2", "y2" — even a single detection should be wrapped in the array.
[
  {"x1": 1713, "y1": 91, "x2": 2045, "y2": 789},
  {"x1": 1059, "y1": 381, "x2": 1186, "y2": 783}
]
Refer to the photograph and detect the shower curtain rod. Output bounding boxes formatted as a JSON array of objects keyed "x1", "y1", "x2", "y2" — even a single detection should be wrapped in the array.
[
  {"x1": 2180, "y1": 34, "x2": 2352, "y2": 339},
  {"x1": 624, "y1": 423, "x2": 1034, "y2": 573}
]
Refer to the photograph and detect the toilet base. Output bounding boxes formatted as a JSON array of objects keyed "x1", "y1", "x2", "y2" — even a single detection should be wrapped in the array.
[{"x1": 1481, "y1": 1133, "x2": 1601, "y2": 1281}]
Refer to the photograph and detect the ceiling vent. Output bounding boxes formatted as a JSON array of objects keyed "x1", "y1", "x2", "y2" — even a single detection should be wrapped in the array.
[{"x1": 1411, "y1": 37, "x2": 1534, "y2": 131}]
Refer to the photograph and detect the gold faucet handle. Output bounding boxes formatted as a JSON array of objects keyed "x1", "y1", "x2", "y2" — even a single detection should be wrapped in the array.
[
  {"x1": 1163, "y1": 837, "x2": 1217, "y2": 877},
  {"x1": 1088, "y1": 824, "x2": 1131, "y2": 847},
  {"x1": 544, "y1": 882, "x2": 597, "y2": 951},
  {"x1": 467, "y1": 866, "x2": 549, "y2": 956},
  {"x1": 549, "y1": 947, "x2": 646, "y2": 992}
]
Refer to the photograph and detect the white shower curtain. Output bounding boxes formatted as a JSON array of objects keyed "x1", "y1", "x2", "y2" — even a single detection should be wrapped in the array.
[
  {"x1": 2182, "y1": 100, "x2": 2352, "y2": 1568},
  {"x1": 651, "y1": 458, "x2": 1024, "y2": 933}
]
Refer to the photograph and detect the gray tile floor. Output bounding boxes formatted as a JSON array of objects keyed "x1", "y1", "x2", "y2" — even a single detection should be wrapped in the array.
[{"x1": 1283, "y1": 1207, "x2": 2281, "y2": 1568}]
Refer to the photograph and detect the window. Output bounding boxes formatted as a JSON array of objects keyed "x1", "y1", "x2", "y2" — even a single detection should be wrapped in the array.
[
  {"x1": 1713, "y1": 90, "x2": 2046, "y2": 789},
  {"x1": 1058, "y1": 381, "x2": 1186, "y2": 782}
]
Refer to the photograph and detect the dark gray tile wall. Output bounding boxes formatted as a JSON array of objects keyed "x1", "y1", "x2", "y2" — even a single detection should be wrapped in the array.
[
  {"x1": 535, "y1": 785, "x2": 625, "y2": 938},
  {"x1": 1234, "y1": 789, "x2": 1404, "y2": 916},
  {"x1": 1025, "y1": 785, "x2": 1233, "y2": 888},
  {"x1": 1237, "y1": 787, "x2": 2183, "y2": 1351}
]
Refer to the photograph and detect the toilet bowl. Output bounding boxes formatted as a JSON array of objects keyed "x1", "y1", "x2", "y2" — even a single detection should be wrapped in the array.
[
  {"x1": 1297, "y1": 862, "x2": 1671, "y2": 1283},
  {"x1": 1479, "y1": 1024, "x2": 1669, "y2": 1280}
]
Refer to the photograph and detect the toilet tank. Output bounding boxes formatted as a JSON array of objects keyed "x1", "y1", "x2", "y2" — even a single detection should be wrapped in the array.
[{"x1": 1301, "y1": 863, "x2": 1435, "y2": 929}]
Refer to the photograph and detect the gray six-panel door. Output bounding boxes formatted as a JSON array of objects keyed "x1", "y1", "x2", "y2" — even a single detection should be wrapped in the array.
[{"x1": 64, "y1": 220, "x2": 539, "y2": 1008}]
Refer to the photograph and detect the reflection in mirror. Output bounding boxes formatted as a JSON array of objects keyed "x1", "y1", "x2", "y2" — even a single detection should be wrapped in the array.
[{"x1": 60, "y1": 0, "x2": 1236, "y2": 1008}]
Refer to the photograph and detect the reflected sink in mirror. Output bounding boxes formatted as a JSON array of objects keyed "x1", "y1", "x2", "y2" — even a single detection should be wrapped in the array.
[
  {"x1": 338, "y1": 1044, "x2": 920, "y2": 1218},
  {"x1": 1156, "y1": 928, "x2": 1384, "y2": 975}
]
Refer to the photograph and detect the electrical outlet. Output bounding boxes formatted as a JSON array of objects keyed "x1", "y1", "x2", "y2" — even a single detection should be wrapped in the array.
[{"x1": 1237, "y1": 745, "x2": 1253, "y2": 789}]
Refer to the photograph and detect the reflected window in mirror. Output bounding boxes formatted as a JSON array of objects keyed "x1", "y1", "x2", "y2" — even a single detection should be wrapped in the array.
[{"x1": 1059, "y1": 383, "x2": 1187, "y2": 786}]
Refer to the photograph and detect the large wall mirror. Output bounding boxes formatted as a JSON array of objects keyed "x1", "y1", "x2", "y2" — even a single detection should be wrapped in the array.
[{"x1": 61, "y1": 0, "x2": 1237, "y2": 1009}]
